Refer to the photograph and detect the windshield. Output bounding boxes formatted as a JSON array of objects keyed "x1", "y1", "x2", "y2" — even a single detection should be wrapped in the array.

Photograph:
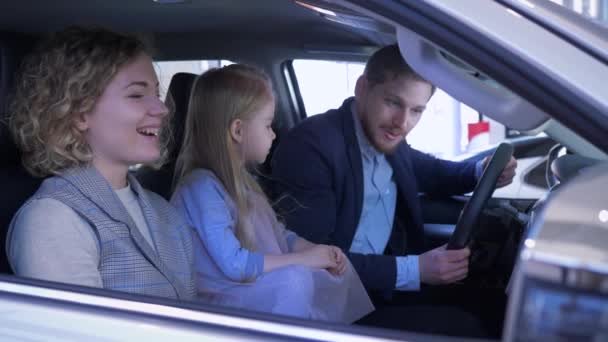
[{"x1": 547, "y1": 0, "x2": 608, "y2": 26}]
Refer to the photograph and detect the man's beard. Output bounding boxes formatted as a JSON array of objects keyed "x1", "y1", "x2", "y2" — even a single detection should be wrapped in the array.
[{"x1": 359, "y1": 113, "x2": 402, "y2": 155}]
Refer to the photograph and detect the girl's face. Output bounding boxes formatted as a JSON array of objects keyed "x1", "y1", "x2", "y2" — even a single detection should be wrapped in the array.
[
  {"x1": 78, "y1": 53, "x2": 168, "y2": 172},
  {"x1": 241, "y1": 99, "x2": 276, "y2": 164}
]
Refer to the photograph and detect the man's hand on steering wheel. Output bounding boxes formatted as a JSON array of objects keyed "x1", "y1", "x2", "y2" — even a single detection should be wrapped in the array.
[
  {"x1": 482, "y1": 155, "x2": 517, "y2": 188},
  {"x1": 448, "y1": 143, "x2": 514, "y2": 250},
  {"x1": 419, "y1": 244, "x2": 471, "y2": 285}
]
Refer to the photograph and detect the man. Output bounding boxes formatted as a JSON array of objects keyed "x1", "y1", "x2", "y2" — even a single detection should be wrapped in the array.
[{"x1": 271, "y1": 44, "x2": 516, "y2": 336}]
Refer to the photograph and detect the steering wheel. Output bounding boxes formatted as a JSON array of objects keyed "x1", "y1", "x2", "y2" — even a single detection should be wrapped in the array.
[
  {"x1": 545, "y1": 143, "x2": 563, "y2": 189},
  {"x1": 447, "y1": 143, "x2": 514, "y2": 250}
]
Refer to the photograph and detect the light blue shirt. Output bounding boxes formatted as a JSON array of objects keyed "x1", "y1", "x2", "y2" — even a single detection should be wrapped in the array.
[
  {"x1": 349, "y1": 105, "x2": 420, "y2": 291},
  {"x1": 171, "y1": 169, "x2": 299, "y2": 282}
]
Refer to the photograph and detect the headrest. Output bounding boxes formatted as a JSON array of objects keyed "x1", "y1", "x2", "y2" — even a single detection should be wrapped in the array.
[
  {"x1": 0, "y1": 33, "x2": 37, "y2": 168},
  {"x1": 166, "y1": 72, "x2": 197, "y2": 162},
  {"x1": 134, "y1": 72, "x2": 197, "y2": 200}
]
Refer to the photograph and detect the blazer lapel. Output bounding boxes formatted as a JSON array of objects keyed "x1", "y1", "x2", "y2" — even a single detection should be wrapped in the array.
[
  {"x1": 128, "y1": 174, "x2": 186, "y2": 297},
  {"x1": 61, "y1": 167, "x2": 133, "y2": 224},
  {"x1": 387, "y1": 147, "x2": 425, "y2": 251}
]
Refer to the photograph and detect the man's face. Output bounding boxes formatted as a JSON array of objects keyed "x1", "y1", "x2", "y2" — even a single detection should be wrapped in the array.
[{"x1": 355, "y1": 75, "x2": 433, "y2": 154}]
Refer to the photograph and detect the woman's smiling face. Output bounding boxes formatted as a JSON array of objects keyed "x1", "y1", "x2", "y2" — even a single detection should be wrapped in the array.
[{"x1": 78, "y1": 53, "x2": 169, "y2": 172}]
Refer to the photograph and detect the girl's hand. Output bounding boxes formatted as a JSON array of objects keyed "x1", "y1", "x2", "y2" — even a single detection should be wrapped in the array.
[
  {"x1": 299, "y1": 244, "x2": 338, "y2": 270},
  {"x1": 327, "y1": 246, "x2": 347, "y2": 276}
]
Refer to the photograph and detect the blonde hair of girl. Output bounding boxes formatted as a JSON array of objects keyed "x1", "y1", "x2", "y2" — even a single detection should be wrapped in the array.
[{"x1": 175, "y1": 64, "x2": 275, "y2": 250}]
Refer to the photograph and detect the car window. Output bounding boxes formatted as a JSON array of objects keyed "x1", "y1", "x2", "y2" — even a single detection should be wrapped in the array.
[
  {"x1": 548, "y1": 0, "x2": 608, "y2": 26},
  {"x1": 292, "y1": 60, "x2": 364, "y2": 117},
  {"x1": 154, "y1": 60, "x2": 233, "y2": 101},
  {"x1": 292, "y1": 59, "x2": 506, "y2": 159}
]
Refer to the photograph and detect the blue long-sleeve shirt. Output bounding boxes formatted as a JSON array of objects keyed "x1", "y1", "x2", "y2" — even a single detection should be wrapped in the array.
[
  {"x1": 350, "y1": 106, "x2": 420, "y2": 290},
  {"x1": 350, "y1": 105, "x2": 484, "y2": 291},
  {"x1": 171, "y1": 169, "x2": 297, "y2": 282}
]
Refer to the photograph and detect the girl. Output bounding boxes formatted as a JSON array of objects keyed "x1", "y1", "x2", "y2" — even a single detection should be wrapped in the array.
[
  {"x1": 7, "y1": 26, "x2": 195, "y2": 300},
  {"x1": 171, "y1": 64, "x2": 373, "y2": 322}
]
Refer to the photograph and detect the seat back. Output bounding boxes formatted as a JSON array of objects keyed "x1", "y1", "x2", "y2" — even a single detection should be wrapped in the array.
[
  {"x1": 0, "y1": 33, "x2": 41, "y2": 274},
  {"x1": 136, "y1": 72, "x2": 197, "y2": 199}
]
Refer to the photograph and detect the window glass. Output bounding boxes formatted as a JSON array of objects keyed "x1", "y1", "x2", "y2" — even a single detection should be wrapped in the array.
[
  {"x1": 292, "y1": 59, "x2": 506, "y2": 159},
  {"x1": 154, "y1": 60, "x2": 233, "y2": 101},
  {"x1": 292, "y1": 60, "x2": 364, "y2": 116},
  {"x1": 547, "y1": 0, "x2": 608, "y2": 26}
]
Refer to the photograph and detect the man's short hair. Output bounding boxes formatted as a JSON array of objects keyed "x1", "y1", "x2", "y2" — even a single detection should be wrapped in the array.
[{"x1": 364, "y1": 44, "x2": 436, "y2": 94}]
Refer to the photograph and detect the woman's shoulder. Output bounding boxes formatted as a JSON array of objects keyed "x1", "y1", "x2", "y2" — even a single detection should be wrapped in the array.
[
  {"x1": 10, "y1": 197, "x2": 93, "y2": 242},
  {"x1": 14, "y1": 173, "x2": 96, "y2": 228},
  {"x1": 18, "y1": 197, "x2": 77, "y2": 217}
]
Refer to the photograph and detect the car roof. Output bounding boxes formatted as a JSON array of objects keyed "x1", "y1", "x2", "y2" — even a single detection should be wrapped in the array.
[{"x1": 0, "y1": 0, "x2": 388, "y2": 48}]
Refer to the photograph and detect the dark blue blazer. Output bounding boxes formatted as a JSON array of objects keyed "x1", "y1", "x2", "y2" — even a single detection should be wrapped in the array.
[{"x1": 271, "y1": 98, "x2": 478, "y2": 291}]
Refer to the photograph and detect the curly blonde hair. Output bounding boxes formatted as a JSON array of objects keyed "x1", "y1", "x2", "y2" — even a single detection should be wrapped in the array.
[{"x1": 9, "y1": 26, "x2": 168, "y2": 177}]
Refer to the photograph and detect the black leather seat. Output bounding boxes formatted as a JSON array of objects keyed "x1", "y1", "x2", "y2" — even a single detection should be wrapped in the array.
[
  {"x1": 0, "y1": 34, "x2": 41, "y2": 274},
  {"x1": 136, "y1": 72, "x2": 197, "y2": 200}
]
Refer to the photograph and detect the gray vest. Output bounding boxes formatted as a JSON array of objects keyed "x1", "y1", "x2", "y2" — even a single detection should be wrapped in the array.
[{"x1": 10, "y1": 167, "x2": 195, "y2": 300}]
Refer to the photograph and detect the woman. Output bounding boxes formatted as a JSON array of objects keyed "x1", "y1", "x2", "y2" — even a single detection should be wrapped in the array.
[{"x1": 7, "y1": 26, "x2": 195, "y2": 300}]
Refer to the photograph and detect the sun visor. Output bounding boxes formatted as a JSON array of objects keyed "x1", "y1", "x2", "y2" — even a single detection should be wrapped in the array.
[{"x1": 396, "y1": 26, "x2": 549, "y2": 131}]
